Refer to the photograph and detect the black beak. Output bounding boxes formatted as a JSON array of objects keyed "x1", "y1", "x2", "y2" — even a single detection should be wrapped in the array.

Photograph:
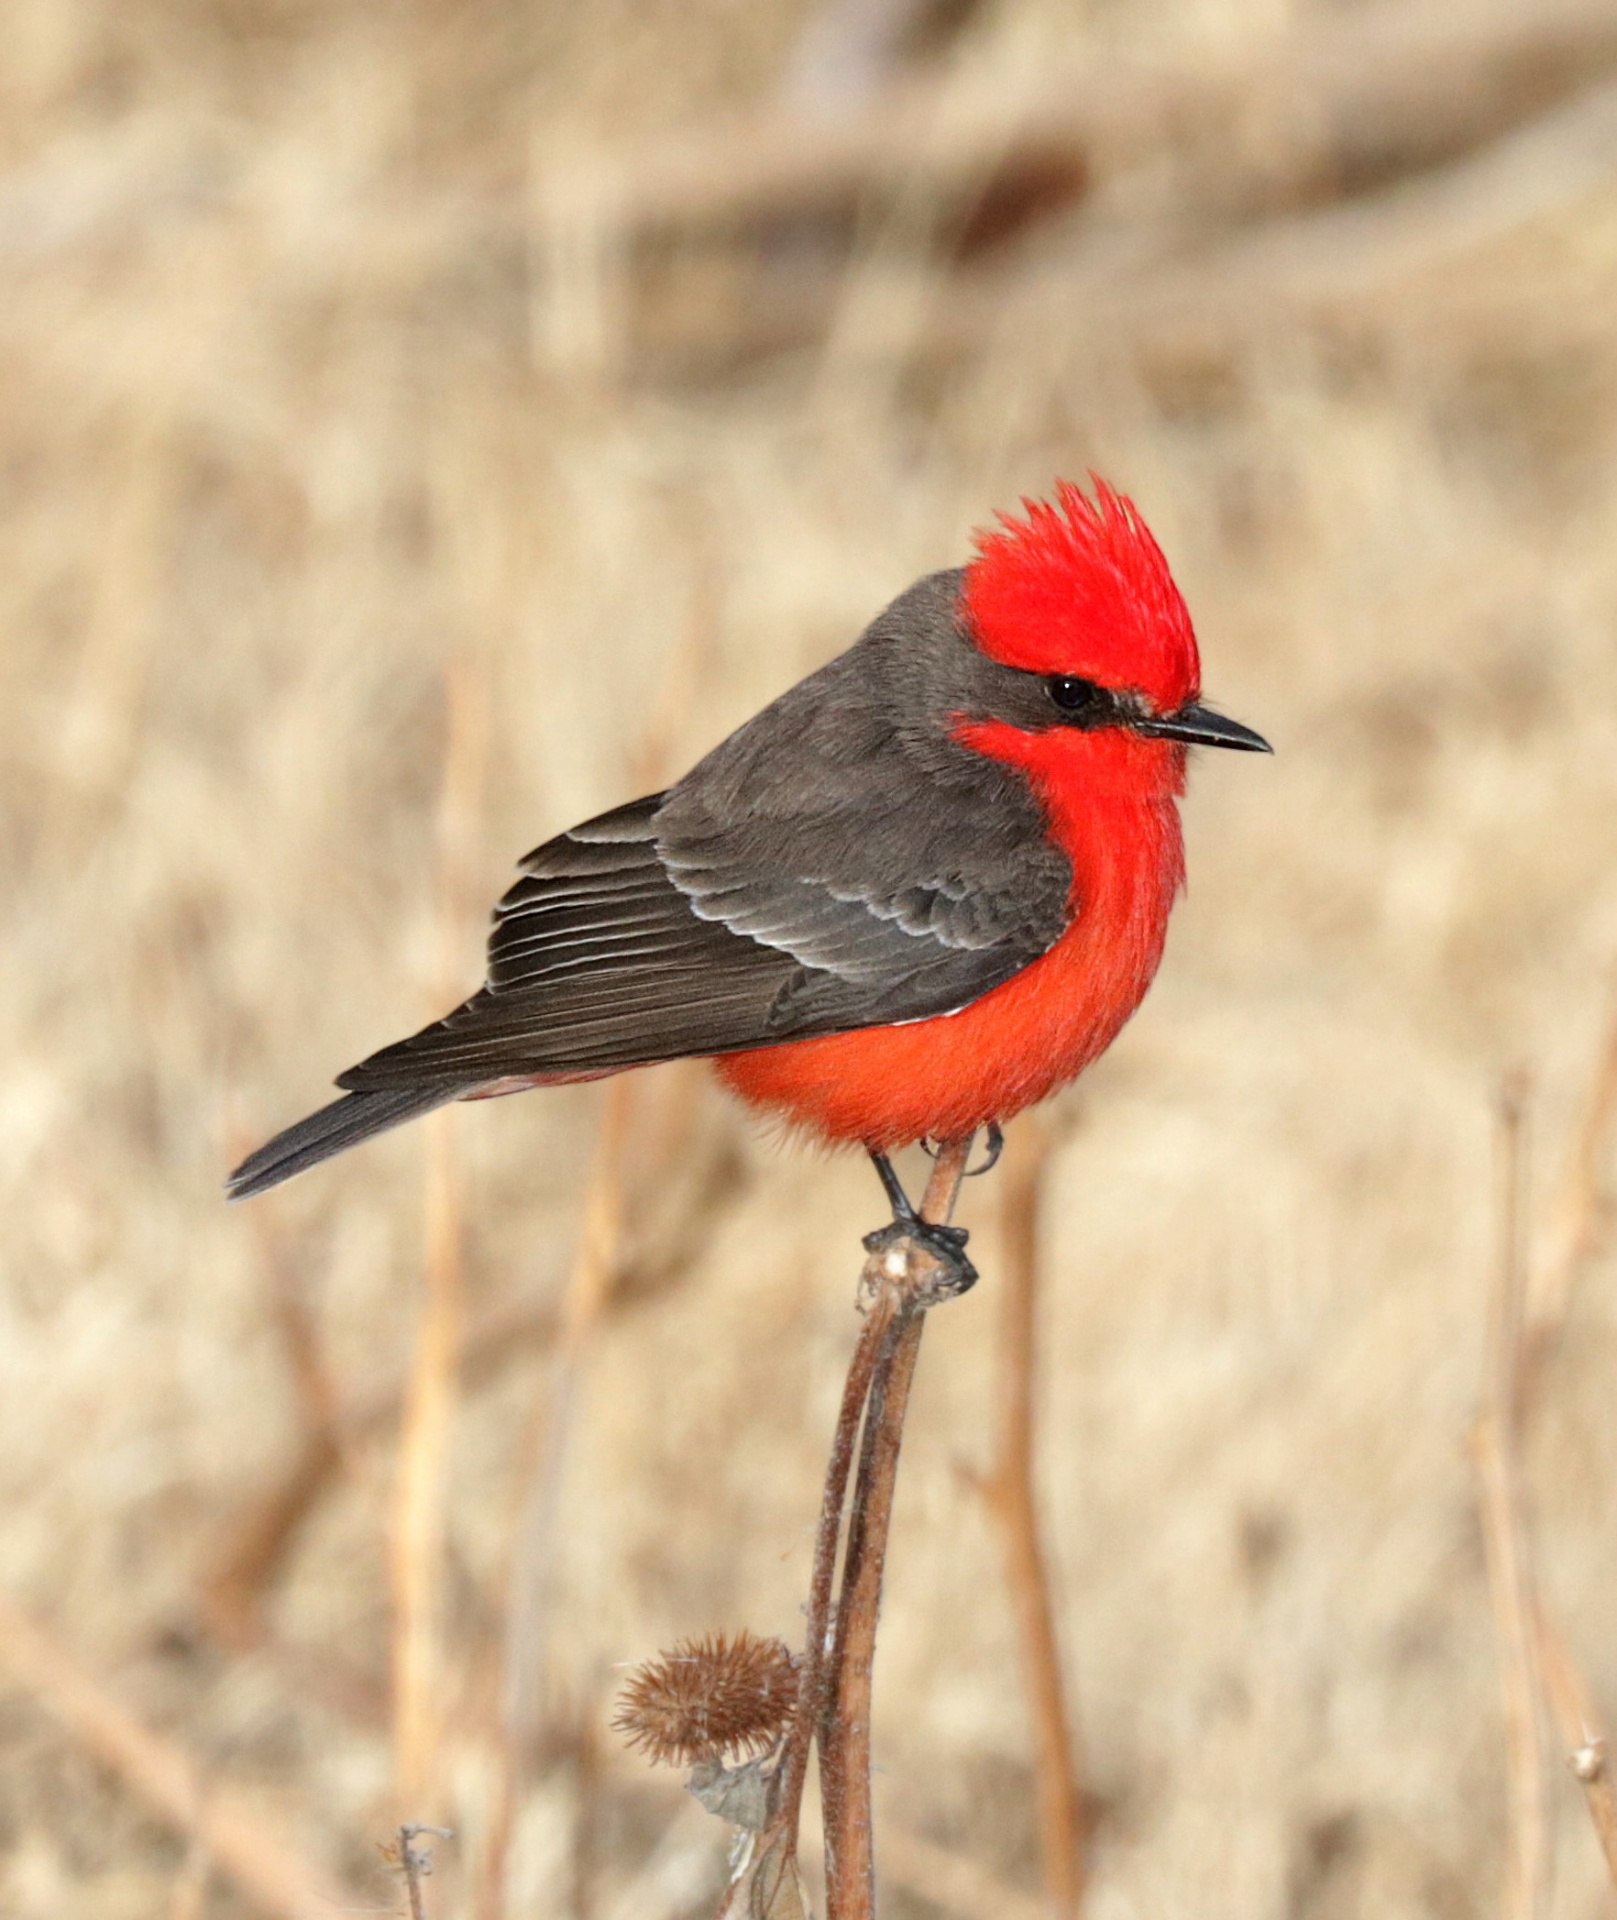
[{"x1": 1134, "y1": 703, "x2": 1272, "y2": 753}]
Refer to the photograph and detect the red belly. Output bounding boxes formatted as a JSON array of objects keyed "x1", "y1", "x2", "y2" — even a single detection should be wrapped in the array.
[{"x1": 717, "y1": 779, "x2": 1184, "y2": 1148}]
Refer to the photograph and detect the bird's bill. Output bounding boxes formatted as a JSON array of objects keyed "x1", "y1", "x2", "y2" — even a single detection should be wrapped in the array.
[{"x1": 1134, "y1": 704, "x2": 1272, "y2": 752}]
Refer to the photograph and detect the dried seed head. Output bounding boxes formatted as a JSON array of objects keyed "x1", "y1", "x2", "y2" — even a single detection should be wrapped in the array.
[{"x1": 613, "y1": 1631, "x2": 798, "y2": 1767}]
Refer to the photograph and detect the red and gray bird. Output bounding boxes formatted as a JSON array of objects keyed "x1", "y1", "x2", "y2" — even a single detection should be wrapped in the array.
[{"x1": 229, "y1": 479, "x2": 1269, "y2": 1277}]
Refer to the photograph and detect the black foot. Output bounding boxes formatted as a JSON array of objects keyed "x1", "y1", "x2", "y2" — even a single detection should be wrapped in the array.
[
  {"x1": 861, "y1": 1217, "x2": 978, "y2": 1298},
  {"x1": 863, "y1": 1149, "x2": 977, "y2": 1296}
]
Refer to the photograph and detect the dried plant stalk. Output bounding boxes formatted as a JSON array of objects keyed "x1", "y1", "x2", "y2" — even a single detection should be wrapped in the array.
[
  {"x1": 736, "y1": 1138, "x2": 975, "y2": 1920},
  {"x1": 391, "y1": 1110, "x2": 464, "y2": 1802},
  {"x1": 767, "y1": 1281, "x2": 902, "y2": 1876},
  {"x1": 1568, "y1": 1741, "x2": 1617, "y2": 1892},
  {"x1": 986, "y1": 1113, "x2": 1086, "y2": 1915},
  {"x1": 392, "y1": 658, "x2": 484, "y2": 1804},
  {"x1": 820, "y1": 1136, "x2": 975, "y2": 1920},
  {"x1": 1524, "y1": 979, "x2": 1617, "y2": 1386},
  {"x1": 1470, "y1": 1083, "x2": 1552, "y2": 1920}
]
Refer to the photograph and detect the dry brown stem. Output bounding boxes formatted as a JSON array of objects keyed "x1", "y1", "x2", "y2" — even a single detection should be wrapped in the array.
[
  {"x1": 390, "y1": 1107, "x2": 465, "y2": 1800},
  {"x1": 820, "y1": 1136, "x2": 975, "y2": 1920},
  {"x1": 767, "y1": 1278, "x2": 902, "y2": 1878},
  {"x1": 984, "y1": 1113, "x2": 1086, "y2": 1916},
  {"x1": 391, "y1": 658, "x2": 485, "y2": 1805},
  {"x1": 744, "y1": 1139, "x2": 974, "y2": 1920},
  {"x1": 1536, "y1": 1593, "x2": 1617, "y2": 1889},
  {"x1": 396, "y1": 1823, "x2": 454, "y2": 1920},
  {"x1": 478, "y1": 1078, "x2": 634, "y2": 1918},
  {"x1": 1480, "y1": 996, "x2": 1617, "y2": 1904},
  {"x1": 0, "y1": 1594, "x2": 350, "y2": 1918},
  {"x1": 1470, "y1": 1082, "x2": 1552, "y2": 1920},
  {"x1": 1568, "y1": 1742, "x2": 1617, "y2": 1893},
  {"x1": 1524, "y1": 980, "x2": 1617, "y2": 1386}
]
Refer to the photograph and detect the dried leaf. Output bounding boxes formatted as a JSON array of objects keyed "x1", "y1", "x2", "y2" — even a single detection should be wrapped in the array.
[{"x1": 688, "y1": 1754, "x2": 774, "y2": 1831}]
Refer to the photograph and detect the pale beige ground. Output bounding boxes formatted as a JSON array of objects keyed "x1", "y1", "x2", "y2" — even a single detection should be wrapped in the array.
[{"x1": 4, "y1": 3, "x2": 1617, "y2": 1917}]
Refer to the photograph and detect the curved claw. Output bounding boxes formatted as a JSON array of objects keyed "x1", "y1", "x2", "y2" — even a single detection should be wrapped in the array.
[
  {"x1": 920, "y1": 1122, "x2": 1005, "y2": 1178},
  {"x1": 968, "y1": 1121, "x2": 1005, "y2": 1177}
]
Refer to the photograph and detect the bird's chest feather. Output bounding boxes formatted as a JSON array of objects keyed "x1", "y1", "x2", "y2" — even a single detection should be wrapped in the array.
[{"x1": 716, "y1": 730, "x2": 1185, "y2": 1147}]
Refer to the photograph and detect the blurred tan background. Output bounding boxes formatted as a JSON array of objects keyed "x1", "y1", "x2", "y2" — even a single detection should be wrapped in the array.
[{"x1": 5, "y1": 0, "x2": 1617, "y2": 1915}]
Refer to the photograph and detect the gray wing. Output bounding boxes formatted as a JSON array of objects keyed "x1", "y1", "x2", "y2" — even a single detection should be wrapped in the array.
[{"x1": 339, "y1": 576, "x2": 1073, "y2": 1092}]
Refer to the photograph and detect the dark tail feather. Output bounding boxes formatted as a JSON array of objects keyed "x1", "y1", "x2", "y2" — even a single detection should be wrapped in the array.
[{"x1": 226, "y1": 1083, "x2": 468, "y2": 1200}]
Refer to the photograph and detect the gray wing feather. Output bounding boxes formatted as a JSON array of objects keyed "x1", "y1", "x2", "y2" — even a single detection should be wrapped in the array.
[{"x1": 339, "y1": 577, "x2": 1072, "y2": 1092}]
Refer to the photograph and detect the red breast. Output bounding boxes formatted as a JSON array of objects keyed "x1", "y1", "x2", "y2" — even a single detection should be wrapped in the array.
[{"x1": 717, "y1": 723, "x2": 1186, "y2": 1147}]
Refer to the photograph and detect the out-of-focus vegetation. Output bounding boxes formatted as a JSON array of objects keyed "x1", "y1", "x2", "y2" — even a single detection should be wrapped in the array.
[{"x1": 4, "y1": 0, "x2": 1617, "y2": 1914}]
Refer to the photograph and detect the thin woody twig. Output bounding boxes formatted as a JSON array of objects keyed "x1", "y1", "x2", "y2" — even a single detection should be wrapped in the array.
[
  {"x1": 392, "y1": 657, "x2": 485, "y2": 1804},
  {"x1": 817, "y1": 1306, "x2": 914, "y2": 1913},
  {"x1": 744, "y1": 1140, "x2": 975, "y2": 1920},
  {"x1": 1524, "y1": 977, "x2": 1617, "y2": 1390},
  {"x1": 770, "y1": 1285, "x2": 901, "y2": 1869},
  {"x1": 1531, "y1": 1396, "x2": 1617, "y2": 1901},
  {"x1": 397, "y1": 1824, "x2": 454, "y2": 1920},
  {"x1": 820, "y1": 1137, "x2": 975, "y2": 1920},
  {"x1": 480, "y1": 1077, "x2": 634, "y2": 1919},
  {"x1": 1474, "y1": 1010, "x2": 1617, "y2": 1907},
  {"x1": 985, "y1": 1113, "x2": 1085, "y2": 1916},
  {"x1": 1470, "y1": 1080, "x2": 1553, "y2": 1920},
  {"x1": 1568, "y1": 1742, "x2": 1617, "y2": 1892}
]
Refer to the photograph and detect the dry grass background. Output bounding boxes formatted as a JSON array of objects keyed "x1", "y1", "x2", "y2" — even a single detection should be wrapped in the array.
[{"x1": 5, "y1": 0, "x2": 1617, "y2": 1914}]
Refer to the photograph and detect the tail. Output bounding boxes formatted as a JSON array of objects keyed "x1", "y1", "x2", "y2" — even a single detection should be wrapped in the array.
[{"x1": 226, "y1": 1083, "x2": 470, "y2": 1201}]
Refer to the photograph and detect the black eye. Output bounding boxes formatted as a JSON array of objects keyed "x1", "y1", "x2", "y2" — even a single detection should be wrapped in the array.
[{"x1": 1046, "y1": 675, "x2": 1104, "y2": 713}]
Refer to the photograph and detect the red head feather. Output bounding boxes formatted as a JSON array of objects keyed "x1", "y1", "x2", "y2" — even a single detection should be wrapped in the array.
[{"x1": 964, "y1": 478, "x2": 1199, "y2": 713}]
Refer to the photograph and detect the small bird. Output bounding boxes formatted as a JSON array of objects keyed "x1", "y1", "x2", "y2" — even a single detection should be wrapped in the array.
[{"x1": 229, "y1": 480, "x2": 1269, "y2": 1279}]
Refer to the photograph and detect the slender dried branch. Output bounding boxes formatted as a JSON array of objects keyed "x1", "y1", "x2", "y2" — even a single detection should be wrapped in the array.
[
  {"x1": 1524, "y1": 978, "x2": 1617, "y2": 1389},
  {"x1": 983, "y1": 1113, "x2": 1085, "y2": 1916},
  {"x1": 1568, "y1": 1742, "x2": 1617, "y2": 1893},
  {"x1": 821, "y1": 1137, "x2": 975, "y2": 1920},
  {"x1": 396, "y1": 1823, "x2": 454, "y2": 1920},
  {"x1": 391, "y1": 1107, "x2": 465, "y2": 1801},
  {"x1": 479, "y1": 1076, "x2": 634, "y2": 1919},
  {"x1": 1533, "y1": 1426, "x2": 1617, "y2": 1898},
  {"x1": 392, "y1": 657, "x2": 485, "y2": 1804},
  {"x1": 818, "y1": 1306, "x2": 916, "y2": 1917},
  {"x1": 0, "y1": 1595, "x2": 350, "y2": 1918},
  {"x1": 769, "y1": 1282, "x2": 902, "y2": 1876},
  {"x1": 1470, "y1": 1081, "x2": 1552, "y2": 1920},
  {"x1": 742, "y1": 1140, "x2": 975, "y2": 1920}
]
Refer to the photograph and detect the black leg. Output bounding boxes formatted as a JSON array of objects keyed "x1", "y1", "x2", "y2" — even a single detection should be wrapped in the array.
[
  {"x1": 868, "y1": 1148, "x2": 919, "y2": 1224},
  {"x1": 863, "y1": 1146, "x2": 977, "y2": 1295}
]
